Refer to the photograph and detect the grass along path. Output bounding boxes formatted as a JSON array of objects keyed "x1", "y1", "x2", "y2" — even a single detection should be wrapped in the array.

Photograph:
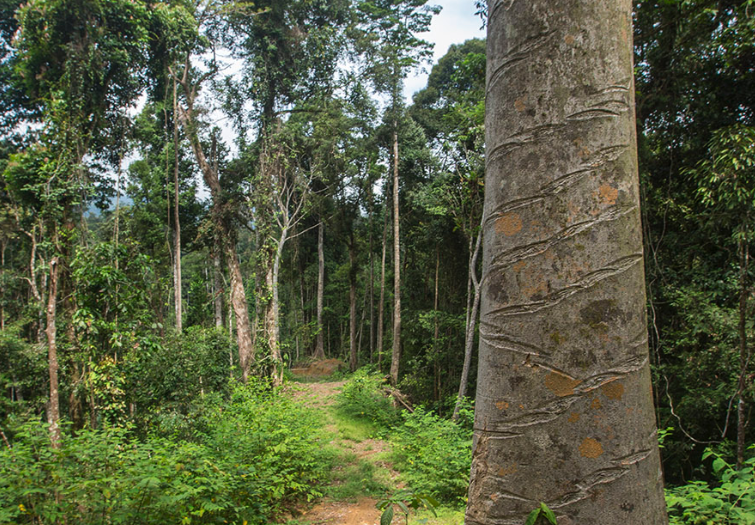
[{"x1": 286, "y1": 380, "x2": 463, "y2": 525}]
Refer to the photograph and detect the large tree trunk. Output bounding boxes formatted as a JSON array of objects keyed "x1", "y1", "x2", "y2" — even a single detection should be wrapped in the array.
[
  {"x1": 349, "y1": 239, "x2": 358, "y2": 372},
  {"x1": 314, "y1": 221, "x2": 326, "y2": 360},
  {"x1": 390, "y1": 126, "x2": 401, "y2": 386},
  {"x1": 213, "y1": 245, "x2": 224, "y2": 329},
  {"x1": 465, "y1": 1, "x2": 667, "y2": 523},
  {"x1": 46, "y1": 256, "x2": 61, "y2": 448}
]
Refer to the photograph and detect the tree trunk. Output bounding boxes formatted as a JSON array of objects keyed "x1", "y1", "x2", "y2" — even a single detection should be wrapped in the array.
[
  {"x1": 466, "y1": 1, "x2": 667, "y2": 523},
  {"x1": 453, "y1": 223, "x2": 483, "y2": 421},
  {"x1": 314, "y1": 221, "x2": 326, "y2": 360},
  {"x1": 433, "y1": 246, "x2": 440, "y2": 402},
  {"x1": 173, "y1": 78, "x2": 182, "y2": 333},
  {"x1": 736, "y1": 234, "x2": 749, "y2": 470},
  {"x1": 176, "y1": 67, "x2": 253, "y2": 381},
  {"x1": 368, "y1": 187, "x2": 375, "y2": 362},
  {"x1": 46, "y1": 256, "x2": 61, "y2": 448},
  {"x1": 377, "y1": 208, "x2": 388, "y2": 370},
  {"x1": 270, "y1": 227, "x2": 287, "y2": 385},
  {"x1": 349, "y1": 239, "x2": 358, "y2": 372},
  {"x1": 390, "y1": 126, "x2": 401, "y2": 386}
]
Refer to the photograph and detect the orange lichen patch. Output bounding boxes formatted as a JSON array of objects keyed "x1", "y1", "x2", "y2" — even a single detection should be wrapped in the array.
[
  {"x1": 591, "y1": 397, "x2": 602, "y2": 410},
  {"x1": 601, "y1": 381, "x2": 625, "y2": 400},
  {"x1": 497, "y1": 464, "x2": 518, "y2": 477},
  {"x1": 564, "y1": 34, "x2": 575, "y2": 45},
  {"x1": 578, "y1": 146, "x2": 591, "y2": 159},
  {"x1": 495, "y1": 400, "x2": 510, "y2": 411},
  {"x1": 579, "y1": 437, "x2": 604, "y2": 458},
  {"x1": 513, "y1": 260, "x2": 526, "y2": 273},
  {"x1": 514, "y1": 96, "x2": 527, "y2": 112},
  {"x1": 522, "y1": 280, "x2": 547, "y2": 300},
  {"x1": 496, "y1": 213, "x2": 523, "y2": 236},
  {"x1": 597, "y1": 184, "x2": 619, "y2": 205},
  {"x1": 568, "y1": 412, "x2": 580, "y2": 423},
  {"x1": 490, "y1": 493, "x2": 499, "y2": 502},
  {"x1": 544, "y1": 371, "x2": 582, "y2": 397}
]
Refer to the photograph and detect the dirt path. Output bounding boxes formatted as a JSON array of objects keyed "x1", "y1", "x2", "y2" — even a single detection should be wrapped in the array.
[{"x1": 287, "y1": 381, "x2": 397, "y2": 525}]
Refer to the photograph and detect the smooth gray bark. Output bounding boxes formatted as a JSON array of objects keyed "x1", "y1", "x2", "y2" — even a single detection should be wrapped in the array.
[{"x1": 465, "y1": 1, "x2": 667, "y2": 523}]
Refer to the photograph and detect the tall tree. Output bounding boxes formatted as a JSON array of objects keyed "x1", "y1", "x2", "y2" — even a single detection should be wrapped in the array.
[
  {"x1": 355, "y1": 0, "x2": 440, "y2": 385},
  {"x1": 465, "y1": 0, "x2": 667, "y2": 523}
]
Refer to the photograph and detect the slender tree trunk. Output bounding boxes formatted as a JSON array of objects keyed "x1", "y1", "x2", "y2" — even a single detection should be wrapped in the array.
[
  {"x1": 377, "y1": 209, "x2": 388, "y2": 370},
  {"x1": 466, "y1": 1, "x2": 667, "y2": 523},
  {"x1": 46, "y1": 256, "x2": 61, "y2": 448},
  {"x1": 270, "y1": 227, "x2": 288, "y2": 385},
  {"x1": 433, "y1": 246, "x2": 440, "y2": 401},
  {"x1": 349, "y1": 239, "x2": 358, "y2": 372},
  {"x1": 176, "y1": 66, "x2": 253, "y2": 381},
  {"x1": 368, "y1": 188, "x2": 375, "y2": 362},
  {"x1": 1, "y1": 239, "x2": 5, "y2": 331},
  {"x1": 736, "y1": 235, "x2": 749, "y2": 470},
  {"x1": 453, "y1": 223, "x2": 483, "y2": 421},
  {"x1": 213, "y1": 245, "x2": 224, "y2": 329},
  {"x1": 315, "y1": 221, "x2": 326, "y2": 360},
  {"x1": 173, "y1": 79, "x2": 182, "y2": 333},
  {"x1": 390, "y1": 126, "x2": 401, "y2": 386}
]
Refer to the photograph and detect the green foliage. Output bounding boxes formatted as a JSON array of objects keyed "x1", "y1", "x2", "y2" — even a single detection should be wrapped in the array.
[
  {"x1": 337, "y1": 369, "x2": 400, "y2": 428},
  {"x1": 0, "y1": 381, "x2": 330, "y2": 524},
  {"x1": 666, "y1": 447, "x2": 755, "y2": 525},
  {"x1": 524, "y1": 503, "x2": 558, "y2": 525},
  {"x1": 377, "y1": 489, "x2": 438, "y2": 525},
  {"x1": 391, "y1": 407, "x2": 472, "y2": 505}
]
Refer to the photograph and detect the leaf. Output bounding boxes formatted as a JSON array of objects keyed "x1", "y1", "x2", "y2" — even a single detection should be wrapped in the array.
[
  {"x1": 524, "y1": 508, "x2": 541, "y2": 525},
  {"x1": 381, "y1": 505, "x2": 394, "y2": 525},
  {"x1": 540, "y1": 502, "x2": 558, "y2": 524}
]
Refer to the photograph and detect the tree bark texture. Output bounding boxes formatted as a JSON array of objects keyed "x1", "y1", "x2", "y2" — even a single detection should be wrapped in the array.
[
  {"x1": 466, "y1": 1, "x2": 667, "y2": 523},
  {"x1": 390, "y1": 127, "x2": 401, "y2": 386},
  {"x1": 315, "y1": 220, "x2": 326, "y2": 360}
]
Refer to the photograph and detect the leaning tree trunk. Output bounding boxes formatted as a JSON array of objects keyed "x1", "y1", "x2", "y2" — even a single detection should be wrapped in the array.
[
  {"x1": 173, "y1": 78, "x2": 182, "y2": 333},
  {"x1": 390, "y1": 126, "x2": 402, "y2": 386},
  {"x1": 314, "y1": 221, "x2": 326, "y2": 360},
  {"x1": 465, "y1": 1, "x2": 667, "y2": 523}
]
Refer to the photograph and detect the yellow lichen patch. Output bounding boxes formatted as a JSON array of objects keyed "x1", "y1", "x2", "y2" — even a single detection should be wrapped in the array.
[
  {"x1": 564, "y1": 34, "x2": 575, "y2": 45},
  {"x1": 495, "y1": 213, "x2": 523, "y2": 236},
  {"x1": 498, "y1": 463, "x2": 518, "y2": 477},
  {"x1": 601, "y1": 381, "x2": 625, "y2": 400},
  {"x1": 598, "y1": 184, "x2": 619, "y2": 205},
  {"x1": 544, "y1": 371, "x2": 581, "y2": 397},
  {"x1": 591, "y1": 397, "x2": 602, "y2": 410},
  {"x1": 514, "y1": 96, "x2": 527, "y2": 112},
  {"x1": 568, "y1": 412, "x2": 580, "y2": 423},
  {"x1": 579, "y1": 437, "x2": 604, "y2": 458},
  {"x1": 495, "y1": 400, "x2": 510, "y2": 411}
]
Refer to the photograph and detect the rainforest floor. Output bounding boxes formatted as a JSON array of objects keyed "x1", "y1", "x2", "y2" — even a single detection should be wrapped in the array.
[{"x1": 284, "y1": 380, "x2": 463, "y2": 525}]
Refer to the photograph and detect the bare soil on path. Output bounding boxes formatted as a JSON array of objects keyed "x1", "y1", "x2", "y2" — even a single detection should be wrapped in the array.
[{"x1": 287, "y1": 380, "x2": 395, "y2": 525}]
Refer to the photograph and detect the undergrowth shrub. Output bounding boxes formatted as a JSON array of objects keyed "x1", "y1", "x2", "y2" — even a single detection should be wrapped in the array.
[
  {"x1": 666, "y1": 447, "x2": 755, "y2": 525},
  {"x1": 391, "y1": 405, "x2": 473, "y2": 505},
  {"x1": 0, "y1": 380, "x2": 330, "y2": 524},
  {"x1": 337, "y1": 368, "x2": 400, "y2": 428}
]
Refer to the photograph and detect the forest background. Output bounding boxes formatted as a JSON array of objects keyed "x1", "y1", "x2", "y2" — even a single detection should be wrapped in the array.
[{"x1": 0, "y1": 0, "x2": 754, "y2": 523}]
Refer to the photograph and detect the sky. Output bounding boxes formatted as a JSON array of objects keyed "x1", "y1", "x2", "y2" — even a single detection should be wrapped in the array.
[{"x1": 403, "y1": 0, "x2": 486, "y2": 102}]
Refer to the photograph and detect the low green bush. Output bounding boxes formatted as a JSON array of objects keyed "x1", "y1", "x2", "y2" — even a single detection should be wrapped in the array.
[
  {"x1": 336, "y1": 369, "x2": 400, "y2": 428},
  {"x1": 0, "y1": 380, "x2": 330, "y2": 524},
  {"x1": 391, "y1": 406, "x2": 473, "y2": 506},
  {"x1": 666, "y1": 447, "x2": 755, "y2": 525}
]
